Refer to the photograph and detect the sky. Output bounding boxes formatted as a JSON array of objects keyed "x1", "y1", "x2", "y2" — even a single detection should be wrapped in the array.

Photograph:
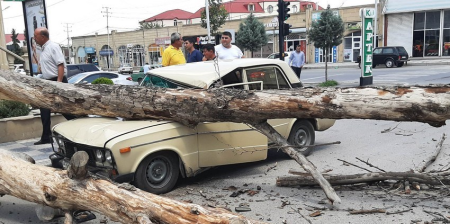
[{"x1": 1, "y1": 0, "x2": 374, "y2": 46}]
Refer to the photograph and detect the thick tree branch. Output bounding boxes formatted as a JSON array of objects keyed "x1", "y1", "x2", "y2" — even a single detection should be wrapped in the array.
[
  {"x1": 1, "y1": 71, "x2": 450, "y2": 127},
  {"x1": 0, "y1": 151, "x2": 264, "y2": 224}
]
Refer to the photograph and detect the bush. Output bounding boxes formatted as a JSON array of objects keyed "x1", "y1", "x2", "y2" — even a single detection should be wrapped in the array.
[
  {"x1": 92, "y1": 77, "x2": 114, "y2": 85},
  {"x1": 318, "y1": 80, "x2": 339, "y2": 87},
  {"x1": 0, "y1": 100, "x2": 31, "y2": 119}
]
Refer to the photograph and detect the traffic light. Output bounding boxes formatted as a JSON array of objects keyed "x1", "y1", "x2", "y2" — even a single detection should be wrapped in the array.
[
  {"x1": 283, "y1": 2, "x2": 291, "y2": 21},
  {"x1": 283, "y1": 23, "x2": 292, "y2": 36}
]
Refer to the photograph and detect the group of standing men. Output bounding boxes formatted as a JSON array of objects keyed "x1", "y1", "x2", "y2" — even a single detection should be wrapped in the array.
[
  {"x1": 161, "y1": 31, "x2": 305, "y2": 79},
  {"x1": 161, "y1": 31, "x2": 244, "y2": 67}
]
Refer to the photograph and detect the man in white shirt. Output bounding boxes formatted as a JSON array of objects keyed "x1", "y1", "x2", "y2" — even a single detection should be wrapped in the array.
[
  {"x1": 143, "y1": 63, "x2": 151, "y2": 74},
  {"x1": 289, "y1": 45, "x2": 306, "y2": 79},
  {"x1": 215, "y1": 31, "x2": 244, "y2": 60},
  {"x1": 33, "y1": 27, "x2": 75, "y2": 145}
]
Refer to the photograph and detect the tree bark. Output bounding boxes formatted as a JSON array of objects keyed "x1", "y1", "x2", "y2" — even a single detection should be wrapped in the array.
[
  {"x1": 1, "y1": 70, "x2": 450, "y2": 127},
  {"x1": 276, "y1": 171, "x2": 450, "y2": 187},
  {"x1": 0, "y1": 150, "x2": 264, "y2": 224}
]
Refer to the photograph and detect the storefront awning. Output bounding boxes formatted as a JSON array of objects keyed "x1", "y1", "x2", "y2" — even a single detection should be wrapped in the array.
[{"x1": 265, "y1": 28, "x2": 306, "y2": 35}]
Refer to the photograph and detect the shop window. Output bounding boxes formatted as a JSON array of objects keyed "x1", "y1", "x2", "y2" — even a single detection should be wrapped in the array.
[
  {"x1": 413, "y1": 31, "x2": 424, "y2": 57},
  {"x1": 426, "y1": 11, "x2": 440, "y2": 29},
  {"x1": 267, "y1": 5, "x2": 273, "y2": 13},
  {"x1": 414, "y1": 12, "x2": 425, "y2": 30},
  {"x1": 445, "y1": 10, "x2": 450, "y2": 29},
  {"x1": 425, "y1": 30, "x2": 440, "y2": 56},
  {"x1": 174, "y1": 20, "x2": 177, "y2": 26},
  {"x1": 442, "y1": 29, "x2": 450, "y2": 56},
  {"x1": 292, "y1": 5, "x2": 298, "y2": 13}
]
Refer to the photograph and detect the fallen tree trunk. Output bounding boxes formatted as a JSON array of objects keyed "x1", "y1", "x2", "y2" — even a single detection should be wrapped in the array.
[
  {"x1": 1, "y1": 70, "x2": 450, "y2": 127},
  {"x1": 0, "y1": 151, "x2": 263, "y2": 224},
  {"x1": 276, "y1": 171, "x2": 450, "y2": 187}
]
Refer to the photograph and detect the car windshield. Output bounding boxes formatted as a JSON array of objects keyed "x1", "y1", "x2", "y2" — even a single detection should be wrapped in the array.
[
  {"x1": 140, "y1": 74, "x2": 190, "y2": 89},
  {"x1": 68, "y1": 73, "x2": 88, "y2": 83}
]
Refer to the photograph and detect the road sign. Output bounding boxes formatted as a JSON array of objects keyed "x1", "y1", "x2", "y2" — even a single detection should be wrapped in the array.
[{"x1": 360, "y1": 8, "x2": 375, "y2": 86}]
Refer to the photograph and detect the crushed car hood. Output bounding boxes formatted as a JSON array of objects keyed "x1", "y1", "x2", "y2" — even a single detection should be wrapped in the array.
[{"x1": 52, "y1": 117, "x2": 176, "y2": 148}]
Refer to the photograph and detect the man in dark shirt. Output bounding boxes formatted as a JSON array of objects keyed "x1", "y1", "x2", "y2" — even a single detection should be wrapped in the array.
[
  {"x1": 202, "y1": 44, "x2": 216, "y2": 61},
  {"x1": 184, "y1": 37, "x2": 203, "y2": 63}
]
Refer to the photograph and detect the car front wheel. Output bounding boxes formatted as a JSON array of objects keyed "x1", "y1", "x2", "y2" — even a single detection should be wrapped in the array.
[
  {"x1": 135, "y1": 151, "x2": 179, "y2": 194},
  {"x1": 287, "y1": 120, "x2": 315, "y2": 156},
  {"x1": 385, "y1": 59, "x2": 394, "y2": 68}
]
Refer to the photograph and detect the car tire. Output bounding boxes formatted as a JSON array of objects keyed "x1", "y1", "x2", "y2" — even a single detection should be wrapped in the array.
[
  {"x1": 287, "y1": 120, "x2": 315, "y2": 156},
  {"x1": 134, "y1": 151, "x2": 179, "y2": 194},
  {"x1": 372, "y1": 64, "x2": 377, "y2": 68},
  {"x1": 397, "y1": 62, "x2": 404, "y2": 67},
  {"x1": 385, "y1": 59, "x2": 394, "y2": 68}
]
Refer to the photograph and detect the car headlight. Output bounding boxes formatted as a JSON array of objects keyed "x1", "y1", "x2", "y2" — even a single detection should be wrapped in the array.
[
  {"x1": 105, "y1": 151, "x2": 112, "y2": 163},
  {"x1": 95, "y1": 150, "x2": 105, "y2": 162}
]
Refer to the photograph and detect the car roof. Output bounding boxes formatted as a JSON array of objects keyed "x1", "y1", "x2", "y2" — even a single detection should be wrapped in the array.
[{"x1": 148, "y1": 58, "x2": 299, "y2": 89}]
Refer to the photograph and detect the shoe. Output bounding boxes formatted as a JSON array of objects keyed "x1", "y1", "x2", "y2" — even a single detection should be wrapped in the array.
[
  {"x1": 34, "y1": 139, "x2": 53, "y2": 145},
  {"x1": 73, "y1": 210, "x2": 96, "y2": 223}
]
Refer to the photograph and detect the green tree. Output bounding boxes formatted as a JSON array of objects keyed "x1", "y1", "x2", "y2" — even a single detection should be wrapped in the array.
[
  {"x1": 236, "y1": 14, "x2": 268, "y2": 58},
  {"x1": 138, "y1": 22, "x2": 164, "y2": 30},
  {"x1": 10, "y1": 29, "x2": 24, "y2": 64},
  {"x1": 92, "y1": 77, "x2": 114, "y2": 85},
  {"x1": 307, "y1": 5, "x2": 344, "y2": 81},
  {"x1": 201, "y1": 0, "x2": 229, "y2": 36}
]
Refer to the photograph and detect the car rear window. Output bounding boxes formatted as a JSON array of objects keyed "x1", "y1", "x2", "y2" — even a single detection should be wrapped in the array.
[{"x1": 396, "y1": 47, "x2": 408, "y2": 54}]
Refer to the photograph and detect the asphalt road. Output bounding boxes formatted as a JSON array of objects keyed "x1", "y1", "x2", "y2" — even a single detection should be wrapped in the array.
[{"x1": 302, "y1": 65, "x2": 450, "y2": 86}]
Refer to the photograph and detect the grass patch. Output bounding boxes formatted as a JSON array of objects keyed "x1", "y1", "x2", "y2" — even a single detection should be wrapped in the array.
[
  {"x1": 318, "y1": 80, "x2": 339, "y2": 87},
  {"x1": 0, "y1": 100, "x2": 31, "y2": 119}
]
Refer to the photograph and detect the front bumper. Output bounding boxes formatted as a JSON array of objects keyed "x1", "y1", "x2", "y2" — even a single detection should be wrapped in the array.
[{"x1": 49, "y1": 153, "x2": 134, "y2": 183}]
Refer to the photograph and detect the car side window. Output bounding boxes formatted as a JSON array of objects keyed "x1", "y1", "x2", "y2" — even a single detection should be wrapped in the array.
[
  {"x1": 82, "y1": 74, "x2": 100, "y2": 83},
  {"x1": 373, "y1": 48, "x2": 382, "y2": 54},
  {"x1": 245, "y1": 66, "x2": 290, "y2": 90},
  {"x1": 141, "y1": 74, "x2": 184, "y2": 89},
  {"x1": 221, "y1": 69, "x2": 244, "y2": 89},
  {"x1": 99, "y1": 73, "x2": 118, "y2": 79},
  {"x1": 382, "y1": 48, "x2": 394, "y2": 54}
]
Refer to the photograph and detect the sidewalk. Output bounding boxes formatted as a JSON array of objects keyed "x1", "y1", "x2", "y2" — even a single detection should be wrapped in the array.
[{"x1": 303, "y1": 57, "x2": 450, "y2": 69}]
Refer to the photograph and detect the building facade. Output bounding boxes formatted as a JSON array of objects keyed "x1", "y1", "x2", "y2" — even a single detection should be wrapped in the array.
[
  {"x1": 73, "y1": 1, "x2": 409, "y2": 69},
  {"x1": 383, "y1": 0, "x2": 450, "y2": 58}
]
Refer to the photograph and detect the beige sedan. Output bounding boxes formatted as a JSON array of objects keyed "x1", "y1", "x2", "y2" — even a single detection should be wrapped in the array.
[{"x1": 52, "y1": 59, "x2": 335, "y2": 194}]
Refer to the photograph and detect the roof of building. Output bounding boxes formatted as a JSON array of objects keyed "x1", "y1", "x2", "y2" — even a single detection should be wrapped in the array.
[
  {"x1": 189, "y1": 1, "x2": 265, "y2": 19},
  {"x1": 142, "y1": 9, "x2": 193, "y2": 22},
  {"x1": 5, "y1": 34, "x2": 26, "y2": 43}
]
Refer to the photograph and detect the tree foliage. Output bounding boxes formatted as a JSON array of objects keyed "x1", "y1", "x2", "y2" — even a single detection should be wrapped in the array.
[
  {"x1": 138, "y1": 22, "x2": 164, "y2": 30},
  {"x1": 236, "y1": 13, "x2": 268, "y2": 57},
  {"x1": 307, "y1": 5, "x2": 344, "y2": 81},
  {"x1": 92, "y1": 77, "x2": 114, "y2": 85},
  {"x1": 10, "y1": 29, "x2": 24, "y2": 64},
  {"x1": 0, "y1": 100, "x2": 30, "y2": 119},
  {"x1": 201, "y1": 0, "x2": 229, "y2": 35}
]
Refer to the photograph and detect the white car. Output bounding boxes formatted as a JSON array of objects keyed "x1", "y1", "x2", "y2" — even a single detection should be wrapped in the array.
[
  {"x1": 51, "y1": 59, "x2": 335, "y2": 194},
  {"x1": 268, "y1": 52, "x2": 291, "y2": 63},
  {"x1": 118, "y1": 63, "x2": 133, "y2": 74},
  {"x1": 68, "y1": 71, "x2": 138, "y2": 85}
]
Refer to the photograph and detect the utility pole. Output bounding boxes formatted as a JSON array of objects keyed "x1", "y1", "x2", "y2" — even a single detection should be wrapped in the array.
[
  {"x1": 101, "y1": 7, "x2": 111, "y2": 70},
  {"x1": 143, "y1": 28, "x2": 146, "y2": 64},
  {"x1": 374, "y1": 0, "x2": 378, "y2": 48},
  {"x1": 63, "y1": 23, "x2": 72, "y2": 64},
  {"x1": 205, "y1": 0, "x2": 211, "y2": 43}
]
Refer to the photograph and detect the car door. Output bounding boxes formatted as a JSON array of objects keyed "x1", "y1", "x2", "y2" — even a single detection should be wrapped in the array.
[
  {"x1": 372, "y1": 48, "x2": 383, "y2": 65},
  {"x1": 244, "y1": 66, "x2": 294, "y2": 137},
  {"x1": 80, "y1": 74, "x2": 100, "y2": 83},
  {"x1": 99, "y1": 73, "x2": 119, "y2": 84},
  {"x1": 197, "y1": 69, "x2": 267, "y2": 167}
]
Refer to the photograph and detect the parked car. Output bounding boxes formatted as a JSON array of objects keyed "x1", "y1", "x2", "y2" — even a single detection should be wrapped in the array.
[
  {"x1": 372, "y1": 46, "x2": 409, "y2": 68},
  {"x1": 67, "y1": 64, "x2": 100, "y2": 79},
  {"x1": 129, "y1": 64, "x2": 162, "y2": 83},
  {"x1": 51, "y1": 59, "x2": 335, "y2": 194},
  {"x1": 118, "y1": 63, "x2": 133, "y2": 74},
  {"x1": 68, "y1": 71, "x2": 138, "y2": 85},
  {"x1": 267, "y1": 52, "x2": 290, "y2": 63}
]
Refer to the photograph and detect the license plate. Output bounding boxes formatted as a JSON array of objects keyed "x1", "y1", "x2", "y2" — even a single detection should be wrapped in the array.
[{"x1": 402, "y1": 56, "x2": 406, "y2": 58}]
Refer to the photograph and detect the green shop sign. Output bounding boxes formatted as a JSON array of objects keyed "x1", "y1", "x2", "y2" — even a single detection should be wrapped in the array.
[{"x1": 359, "y1": 8, "x2": 375, "y2": 86}]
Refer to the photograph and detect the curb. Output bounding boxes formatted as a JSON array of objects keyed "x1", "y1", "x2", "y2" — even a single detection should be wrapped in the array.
[{"x1": 303, "y1": 62, "x2": 450, "y2": 69}]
